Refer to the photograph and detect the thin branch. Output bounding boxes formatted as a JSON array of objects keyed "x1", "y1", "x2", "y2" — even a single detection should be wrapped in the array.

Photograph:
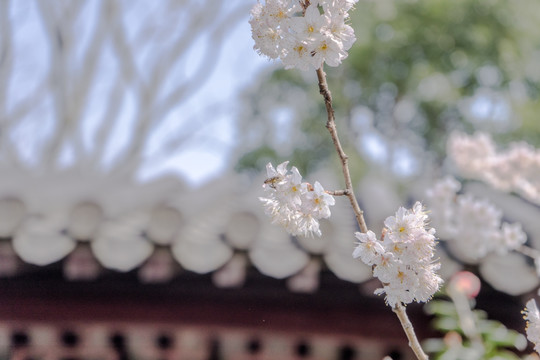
[
  {"x1": 68, "y1": 1, "x2": 109, "y2": 161},
  {"x1": 91, "y1": 1, "x2": 139, "y2": 168},
  {"x1": 109, "y1": 1, "x2": 219, "y2": 175},
  {"x1": 315, "y1": 67, "x2": 368, "y2": 233},
  {"x1": 90, "y1": 77, "x2": 128, "y2": 168},
  {"x1": 392, "y1": 304, "x2": 429, "y2": 360},
  {"x1": 315, "y1": 66, "x2": 428, "y2": 360},
  {"x1": 326, "y1": 189, "x2": 349, "y2": 196},
  {"x1": 517, "y1": 245, "x2": 540, "y2": 260},
  {"x1": 36, "y1": 2, "x2": 70, "y2": 168}
]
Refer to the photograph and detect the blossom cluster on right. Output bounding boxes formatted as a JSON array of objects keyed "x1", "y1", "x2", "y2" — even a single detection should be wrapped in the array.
[
  {"x1": 426, "y1": 176, "x2": 527, "y2": 260},
  {"x1": 353, "y1": 202, "x2": 443, "y2": 307},
  {"x1": 249, "y1": 0, "x2": 358, "y2": 71},
  {"x1": 448, "y1": 132, "x2": 540, "y2": 205}
]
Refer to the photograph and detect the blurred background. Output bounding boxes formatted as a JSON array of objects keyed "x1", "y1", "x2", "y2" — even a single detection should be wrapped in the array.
[{"x1": 1, "y1": 0, "x2": 540, "y2": 359}]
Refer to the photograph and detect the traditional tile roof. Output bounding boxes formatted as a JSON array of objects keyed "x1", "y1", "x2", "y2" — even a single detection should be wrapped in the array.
[{"x1": 0, "y1": 166, "x2": 538, "y2": 296}]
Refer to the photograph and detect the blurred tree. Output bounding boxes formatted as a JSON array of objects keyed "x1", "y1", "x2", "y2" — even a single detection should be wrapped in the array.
[
  {"x1": 236, "y1": 0, "x2": 540, "y2": 180},
  {"x1": 0, "y1": 0, "x2": 251, "y2": 183}
]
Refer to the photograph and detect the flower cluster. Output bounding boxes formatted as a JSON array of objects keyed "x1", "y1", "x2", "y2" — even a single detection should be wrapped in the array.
[
  {"x1": 249, "y1": 0, "x2": 358, "y2": 71},
  {"x1": 259, "y1": 161, "x2": 335, "y2": 237},
  {"x1": 426, "y1": 176, "x2": 527, "y2": 260},
  {"x1": 353, "y1": 202, "x2": 443, "y2": 307},
  {"x1": 523, "y1": 298, "x2": 540, "y2": 354},
  {"x1": 448, "y1": 132, "x2": 540, "y2": 205}
]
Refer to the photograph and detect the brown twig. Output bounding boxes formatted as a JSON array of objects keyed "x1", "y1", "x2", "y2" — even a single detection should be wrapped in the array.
[
  {"x1": 315, "y1": 66, "x2": 428, "y2": 360},
  {"x1": 326, "y1": 189, "x2": 349, "y2": 196},
  {"x1": 517, "y1": 245, "x2": 540, "y2": 259},
  {"x1": 315, "y1": 67, "x2": 368, "y2": 234},
  {"x1": 392, "y1": 304, "x2": 429, "y2": 360}
]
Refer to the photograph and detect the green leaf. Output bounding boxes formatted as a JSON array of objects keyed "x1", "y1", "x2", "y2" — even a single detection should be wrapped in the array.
[
  {"x1": 425, "y1": 300, "x2": 459, "y2": 317},
  {"x1": 433, "y1": 317, "x2": 460, "y2": 332}
]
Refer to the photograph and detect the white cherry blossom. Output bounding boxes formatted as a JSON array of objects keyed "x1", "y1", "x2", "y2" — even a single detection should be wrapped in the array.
[
  {"x1": 281, "y1": 38, "x2": 313, "y2": 71},
  {"x1": 288, "y1": 4, "x2": 328, "y2": 41},
  {"x1": 309, "y1": 35, "x2": 346, "y2": 68},
  {"x1": 523, "y1": 299, "x2": 540, "y2": 354},
  {"x1": 302, "y1": 181, "x2": 335, "y2": 219},
  {"x1": 499, "y1": 222, "x2": 527, "y2": 253},
  {"x1": 353, "y1": 202, "x2": 443, "y2": 307},
  {"x1": 426, "y1": 176, "x2": 528, "y2": 260},
  {"x1": 352, "y1": 230, "x2": 385, "y2": 266},
  {"x1": 448, "y1": 131, "x2": 540, "y2": 205},
  {"x1": 250, "y1": 0, "x2": 359, "y2": 70},
  {"x1": 259, "y1": 161, "x2": 335, "y2": 237}
]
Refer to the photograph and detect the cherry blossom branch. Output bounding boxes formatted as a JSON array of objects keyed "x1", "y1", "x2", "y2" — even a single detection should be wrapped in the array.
[
  {"x1": 517, "y1": 245, "x2": 540, "y2": 260},
  {"x1": 316, "y1": 67, "x2": 368, "y2": 234},
  {"x1": 315, "y1": 67, "x2": 429, "y2": 360},
  {"x1": 249, "y1": 3, "x2": 434, "y2": 358},
  {"x1": 326, "y1": 189, "x2": 349, "y2": 196},
  {"x1": 392, "y1": 304, "x2": 429, "y2": 360}
]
